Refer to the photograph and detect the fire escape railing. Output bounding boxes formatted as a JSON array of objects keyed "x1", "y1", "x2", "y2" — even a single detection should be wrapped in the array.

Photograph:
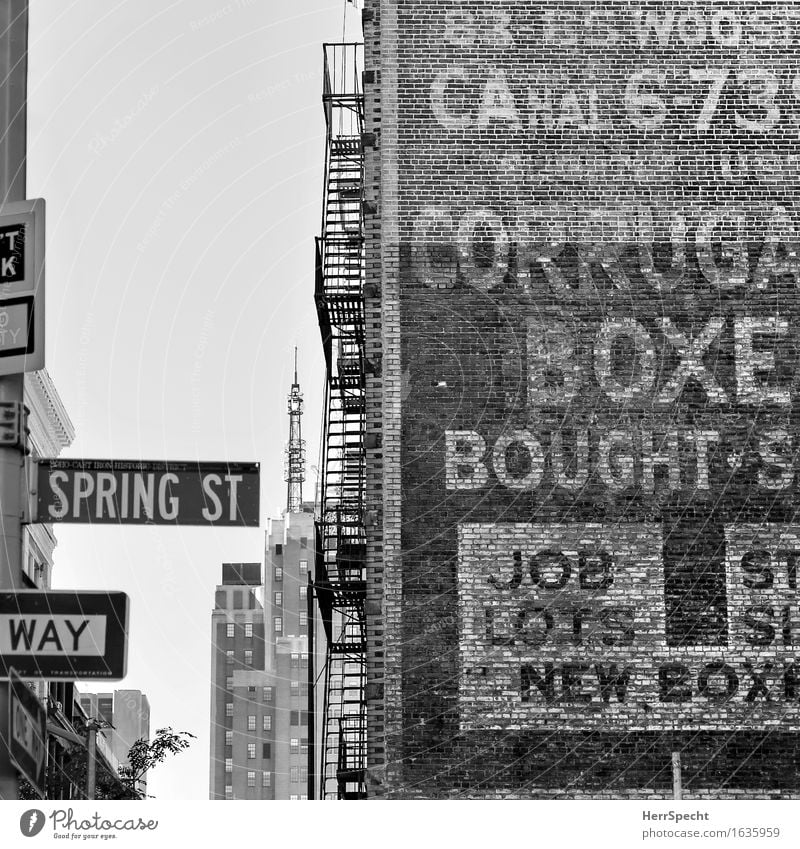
[{"x1": 313, "y1": 42, "x2": 367, "y2": 801}]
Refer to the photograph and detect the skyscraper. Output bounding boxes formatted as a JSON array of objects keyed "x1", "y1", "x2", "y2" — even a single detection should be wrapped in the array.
[{"x1": 210, "y1": 370, "x2": 318, "y2": 799}]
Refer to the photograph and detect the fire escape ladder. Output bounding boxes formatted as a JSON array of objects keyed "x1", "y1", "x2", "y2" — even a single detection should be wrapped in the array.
[{"x1": 314, "y1": 42, "x2": 367, "y2": 801}]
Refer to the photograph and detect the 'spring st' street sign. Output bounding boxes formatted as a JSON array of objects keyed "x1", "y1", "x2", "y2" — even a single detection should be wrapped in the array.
[
  {"x1": 0, "y1": 591, "x2": 129, "y2": 680},
  {"x1": 36, "y1": 459, "x2": 260, "y2": 526}
]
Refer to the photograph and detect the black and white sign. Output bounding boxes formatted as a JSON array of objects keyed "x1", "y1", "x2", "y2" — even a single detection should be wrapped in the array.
[
  {"x1": 8, "y1": 669, "x2": 47, "y2": 797},
  {"x1": 0, "y1": 199, "x2": 45, "y2": 376},
  {"x1": 0, "y1": 591, "x2": 129, "y2": 680},
  {"x1": 36, "y1": 459, "x2": 260, "y2": 526}
]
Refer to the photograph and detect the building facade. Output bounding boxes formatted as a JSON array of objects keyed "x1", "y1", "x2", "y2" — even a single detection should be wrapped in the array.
[
  {"x1": 209, "y1": 508, "x2": 317, "y2": 800},
  {"x1": 359, "y1": 0, "x2": 800, "y2": 798},
  {"x1": 78, "y1": 690, "x2": 151, "y2": 793}
]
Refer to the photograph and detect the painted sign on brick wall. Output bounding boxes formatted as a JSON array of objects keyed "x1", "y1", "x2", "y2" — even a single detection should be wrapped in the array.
[{"x1": 392, "y1": 0, "x2": 800, "y2": 743}]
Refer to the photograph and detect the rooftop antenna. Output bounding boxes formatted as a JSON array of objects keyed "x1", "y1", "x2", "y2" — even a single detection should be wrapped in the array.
[{"x1": 284, "y1": 348, "x2": 306, "y2": 513}]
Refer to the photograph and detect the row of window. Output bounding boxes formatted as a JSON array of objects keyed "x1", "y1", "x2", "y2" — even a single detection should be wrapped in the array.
[
  {"x1": 223, "y1": 709, "x2": 309, "y2": 729},
  {"x1": 273, "y1": 560, "x2": 308, "y2": 580},
  {"x1": 223, "y1": 685, "x2": 273, "y2": 700},
  {"x1": 223, "y1": 767, "x2": 307, "y2": 785},
  {"x1": 224, "y1": 616, "x2": 308, "y2": 639},
  {"x1": 223, "y1": 737, "x2": 309, "y2": 756}
]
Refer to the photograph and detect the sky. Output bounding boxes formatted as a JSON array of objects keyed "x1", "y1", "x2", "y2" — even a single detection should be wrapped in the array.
[{"x1": 27, "y1": 0, "x2": 361, "y2": 800}]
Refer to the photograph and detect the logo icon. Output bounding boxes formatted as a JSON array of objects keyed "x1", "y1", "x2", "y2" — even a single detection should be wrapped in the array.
[{"x1": 19, "y1": 810, "x2": 45, "y2": 838}]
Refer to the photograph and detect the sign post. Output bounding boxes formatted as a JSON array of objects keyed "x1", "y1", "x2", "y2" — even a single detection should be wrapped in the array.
[
  {"x1": 8, "y1": 669, "x2": 46, "y2": 797},
  {"x1": 0, "y1": 0, "x2": 32, "y2": 802}
]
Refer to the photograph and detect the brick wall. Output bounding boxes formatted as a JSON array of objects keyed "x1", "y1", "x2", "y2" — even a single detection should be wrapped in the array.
[{"x1": 368, "y1": 0, "x2": 800, "y2": 798}]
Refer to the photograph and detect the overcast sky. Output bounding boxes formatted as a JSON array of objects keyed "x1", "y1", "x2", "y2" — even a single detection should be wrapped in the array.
[{"x1": 27, "y1": 0, "x2": 361, "y2": 800}]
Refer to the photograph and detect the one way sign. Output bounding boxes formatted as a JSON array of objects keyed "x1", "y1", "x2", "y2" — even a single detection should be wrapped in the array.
[{"x1": 0, "y1": 591, "x2": 128, "y2": 680}]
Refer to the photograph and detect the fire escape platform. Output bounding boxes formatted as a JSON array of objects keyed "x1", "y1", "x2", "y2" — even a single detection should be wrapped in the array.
[{"x1": 314, "y1": 42, "x2": 368, "y2": 802}]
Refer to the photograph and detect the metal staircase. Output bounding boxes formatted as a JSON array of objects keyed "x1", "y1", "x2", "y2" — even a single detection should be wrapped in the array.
[{"x1": 313, "y1": 42, "x2": 367, "y2": 801}]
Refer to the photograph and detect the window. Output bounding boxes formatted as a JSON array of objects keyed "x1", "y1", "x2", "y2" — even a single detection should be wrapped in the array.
[
  {"x1": 263, "y1": 715, "x2": 272, "y2": 731},
  {"x1": 290, "y1": 767, "x2": 299, "y2": 783},
  {"x1": 300, "y1": 683, "x2": 309, "y2": 698},
  {"x1": 299, "y1": 559, "x2": 308, "y2": 571},
  {"x1": 262, "y1": 771, "x2": 271, "y2": 788},
  {"x1": 262, "y1": 743, "x2": 271, "y2": 759},
  {"x1": 225, "y1": 758, "x2": 232, "y2": 773},
  {"x1": 225, "y1": 703, "x2": 233, "y2": 717},
  {"x1": 226, "y1": 650, "x2": 234, "y2": 664},
  {"x1": 247, "y1": 715, "x2": 256, "y2": 731},
  {"x1": 247, "y1": 771, "x2": 256, "y2": 787},
  {"x1": 248, "y1": 685, "x2": 256, "y2": 695},
  {"x1": 290, "y1": 653, "x2": 299, "y2": 668},
  {"x1": 290, "y1": 738, "x2": 299, "y2": 754},
  {"x1": 274, "y1": 617, "x2": 282, "y2": 634},
  {"x1": 290, "y1": 711, "x2": 300, "y2": 726},
  {"x1": 225, "y1": 676, "x2": 233, "y2": 690},
  {"x1": 226, "y1": 623, "x2": 235, "y2": 638},
  {"x1": 300, "y1": 767, "x2": 308, "y2": 783},
  {"x1": 290, "y1": 795, "x2": 299, "y2": 801},
  {"x1": 301, "y1": 738, "x2": 308, "y2": 755},
  {"x1": 299, "y1": 586, "x2": 307, "y2": 600},
  {"x1": 300, "y1": 611, "x2": 308, "y2": 628},
  {"x1": 300, "y1": 795, "x2": 308, "y2": 801},
  {"x1": 274, "y1": 591, "x2": 282, "y2": 606},
  {"x1": 263, "y1": 687, "x2": 273, "y2": 703},
  {"x1": 225, "y1": 787, "x2": 233, "y2": 800},
  {"x1": 300, "y1": 536, "x2": 308, "y2": 548},
  {"x1": 225, "y1": 731, "x2": 232, "y2": 746},
  {"x1": 301, "y1": 653, "x2": 308, "y2": 668},
  {"x1": 247, "y1": 744, "x2": 256, "y2": 759},
  {"x1": 290, "y1": 681, "x2": 299, "y2": 696},
  {"x1": 244, "y1": 650, "x2": 253, "y2": 666},
  {"x1": 275, "y1": 543, "x2": 283, "y2": 555},
  {"x1": 245, "y1": 622, "x2": 253, "y2": 638},
  {"x1": 274, "y1": 566, "x2": 283, "y2": 582}
]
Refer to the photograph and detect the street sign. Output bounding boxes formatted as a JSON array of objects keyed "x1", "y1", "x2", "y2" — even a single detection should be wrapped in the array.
[
  {"x1": 0, "y1": 591, "x2": 129, "y2": 680},
  {"x1": 0, "y1": 199, "x2": 45, "y2": 376},
  {"x1": 35, "y1": 459, "x2": 260, "y2": 526},
  {"x1": 8, "y1": 669, "x2": 46, "y2": 797}
]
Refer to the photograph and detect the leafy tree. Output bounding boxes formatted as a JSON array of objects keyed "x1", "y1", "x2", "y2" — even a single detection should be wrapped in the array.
[
  {"x1": 118, "y1": 727, "x2": 196, "y2": 799},
  {"x1": 19, "y1": 725, "x2": 195, "y2": 800}
]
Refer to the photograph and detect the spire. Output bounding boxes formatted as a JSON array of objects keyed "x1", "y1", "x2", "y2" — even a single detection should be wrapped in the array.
[{"x1": 284, "y1": 348, "x2": 306, "y2": 513}]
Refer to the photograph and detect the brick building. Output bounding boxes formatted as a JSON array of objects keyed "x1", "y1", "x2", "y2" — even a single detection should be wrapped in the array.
[{"x1": 354, "y1": 1, "x2": 800, "y2": 798}]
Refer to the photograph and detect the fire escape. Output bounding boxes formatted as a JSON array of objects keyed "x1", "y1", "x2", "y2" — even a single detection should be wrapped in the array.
[{"x1": 313, "y1": 42, "x2": 367, "y2": 800}]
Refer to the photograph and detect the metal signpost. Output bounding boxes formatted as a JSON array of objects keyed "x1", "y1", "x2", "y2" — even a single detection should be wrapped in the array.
[
  {"x1": 0, "y1": 591, "x2": 129, "y2": 681},
  {"x1": 36, "y1": 459, "x2": 260, "y2": 526},
  {"x1": 8, "y1": 669, "x2": 46, "y2": 797}
]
